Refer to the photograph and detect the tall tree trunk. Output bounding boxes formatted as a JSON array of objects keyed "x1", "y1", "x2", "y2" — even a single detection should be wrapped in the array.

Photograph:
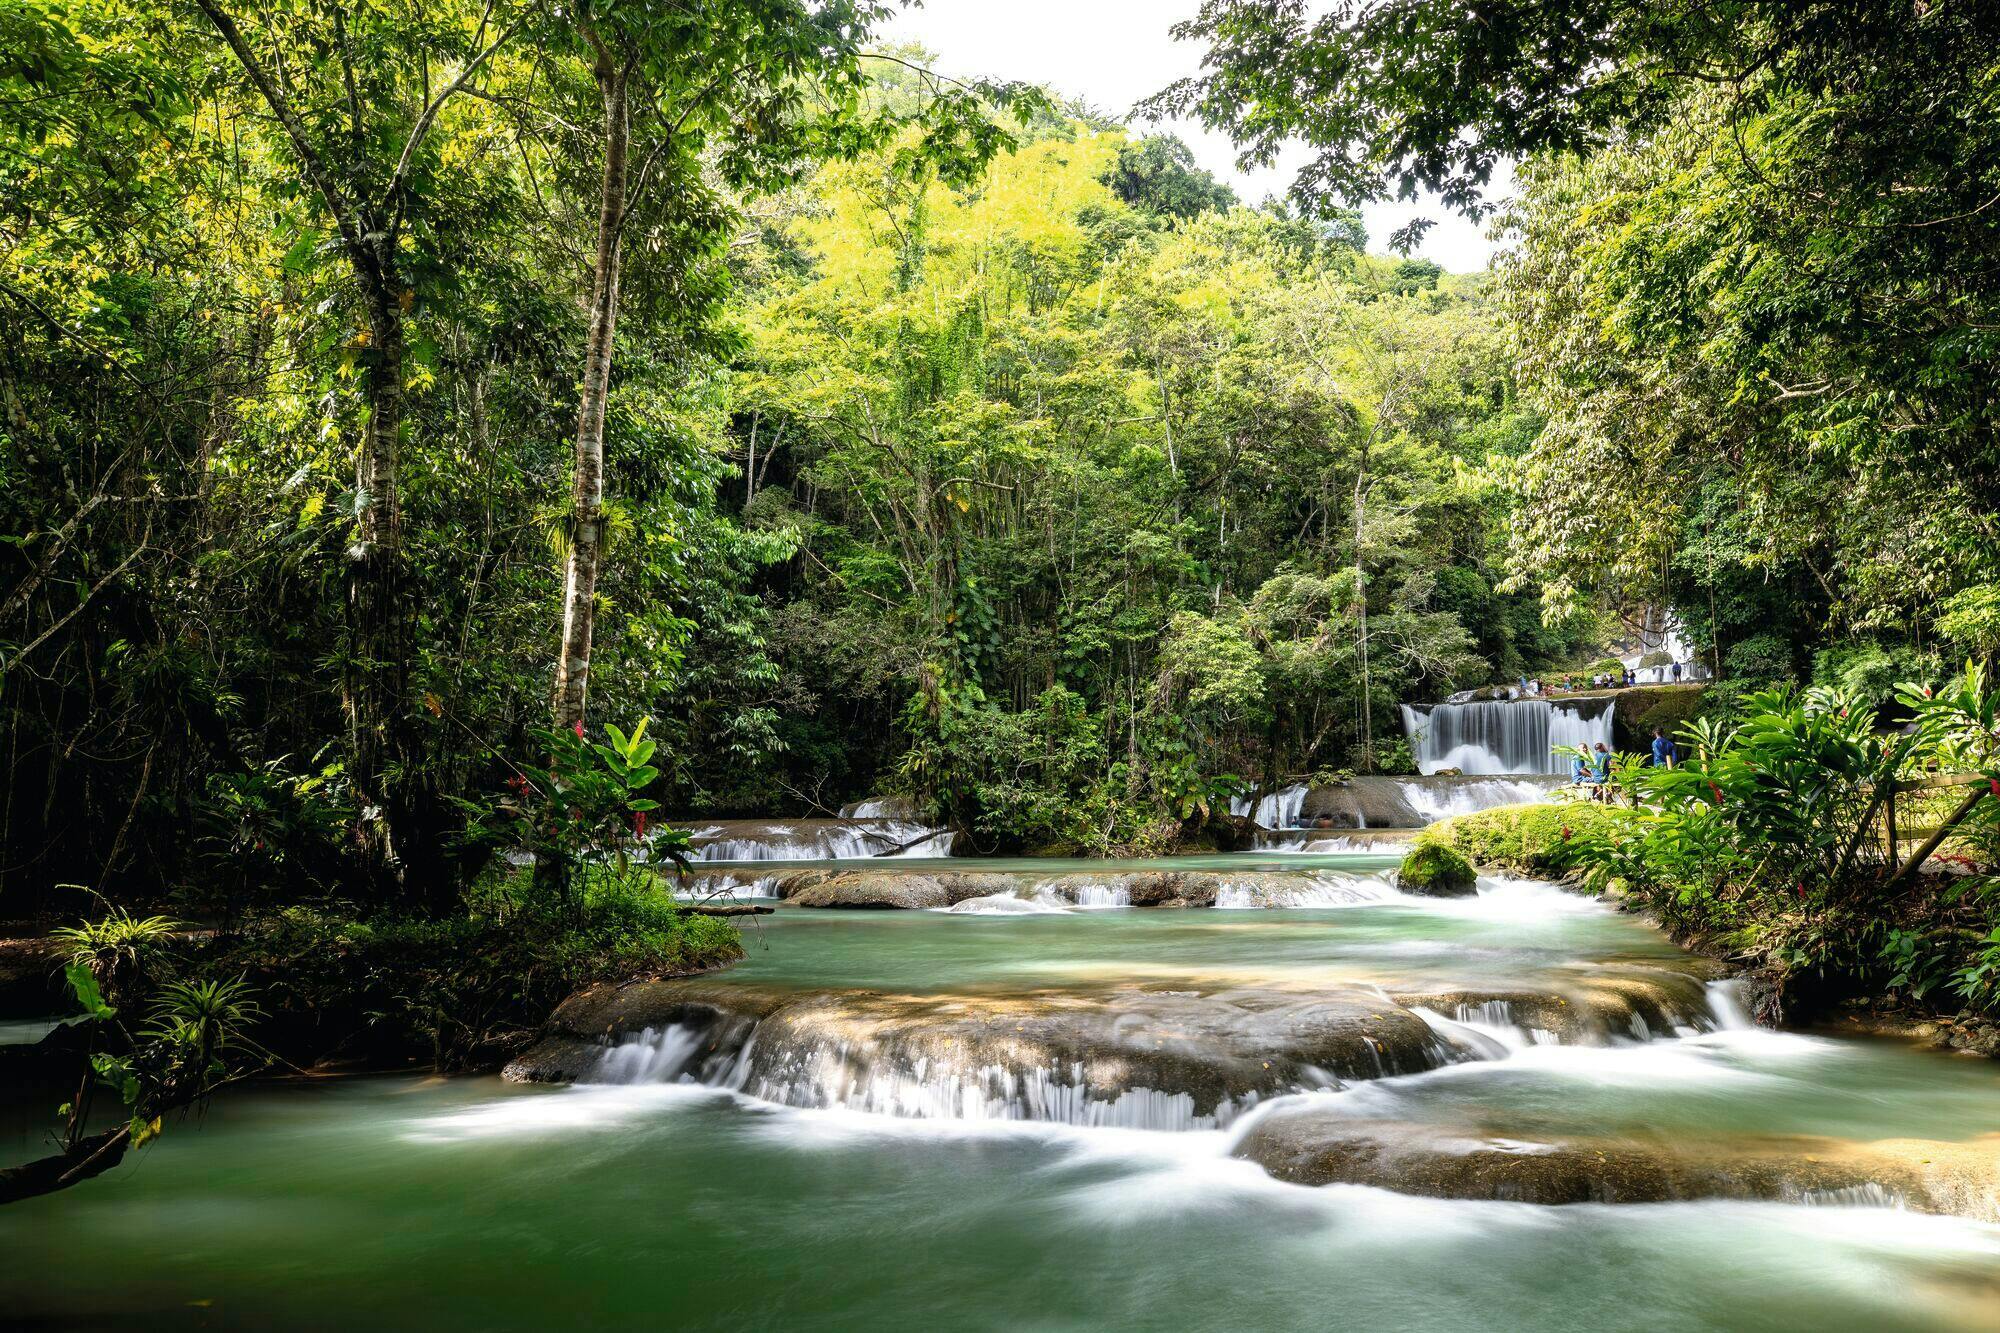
[
  {"x1": 553, "y1": 47, "x2": 630, "y2": 729},
  {"x1": 349, "y1": 265, "x2": 413, "y2": 884},
  {"x1": 1353, "y1": 463, "x2": 1372, "y2": 771}
]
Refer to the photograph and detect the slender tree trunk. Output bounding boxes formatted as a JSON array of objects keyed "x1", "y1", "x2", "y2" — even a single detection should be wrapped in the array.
[
  {"x1": 349, "y1": 264, "x2": 414, "y2": 885},
  {"x1": 553, "y1": 47, "x2": 630, "y2": 730},
  {"x1": 1353, "y1": 463, "x2": 1372, "y2": 771}
]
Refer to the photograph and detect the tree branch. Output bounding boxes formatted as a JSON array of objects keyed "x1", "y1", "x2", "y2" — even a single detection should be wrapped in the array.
[{"x1": 383, "y1": 2, "x2": 522, "y2": 217}]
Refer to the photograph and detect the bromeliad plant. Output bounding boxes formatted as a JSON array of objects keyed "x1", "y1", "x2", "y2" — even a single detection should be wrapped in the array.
[
  {"x1": 461, "y1": 717, "x2": 690, "y2": 916},
  {"x1": 2, "y1": 909, "x2": 266, "y2": 1206}
]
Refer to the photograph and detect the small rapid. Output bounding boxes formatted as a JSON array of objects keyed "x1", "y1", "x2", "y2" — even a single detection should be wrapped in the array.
[{"x1": 683, "y1": 817, "x2": 955, "y2": 861}]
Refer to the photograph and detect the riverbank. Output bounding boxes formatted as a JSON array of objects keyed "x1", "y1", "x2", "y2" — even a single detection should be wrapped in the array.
[{"x1": 1410, "y1": 801, "x2": 2000, "y2": 1053}]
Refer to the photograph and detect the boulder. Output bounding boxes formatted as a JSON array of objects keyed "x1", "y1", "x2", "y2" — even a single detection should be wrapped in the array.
[
  {"x1": 1395, "y1": 843, "x2": 1477, "y2": 897},
  {"x1": 778, "y1": 870, "x2": 950, "y2": 909}
]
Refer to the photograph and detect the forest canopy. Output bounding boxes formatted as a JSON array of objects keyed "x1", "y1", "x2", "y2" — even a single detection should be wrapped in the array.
[{"x1": 4, "y1": 0, "x2": 1993, "y2": 901}]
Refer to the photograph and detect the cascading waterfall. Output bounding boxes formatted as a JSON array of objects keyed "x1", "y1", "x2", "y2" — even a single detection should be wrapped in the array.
[
  {"x1": 1213, "y1": 873, "x2": 1401, "y2": 909},
  {"x1": 577, "y1": 1021, "x2": 1280, "y2": 1130},
  {"x1": 684, "y1": 818, "x2": 955, "y2": 861},
  {"x1": 1229, "y1": 785, "x2": 1309, "y2": 828},
  {"x1": 1399, "y1": 698, "x2": 1615, "y2": 775}
]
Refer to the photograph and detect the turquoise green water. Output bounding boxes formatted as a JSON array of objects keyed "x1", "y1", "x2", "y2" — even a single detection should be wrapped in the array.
[
  {"x1": 2, "y1": 1074, "x2": 1997, "y2": 1330},
  {"x1": 4, "y1": 871, "x2": 1998, "y2": 1330},
  {"x1": 693, "y1": 850, "x2": 1407, "y2": 874},
  {"x1": 719, "y1": 878, "x2": 1687, "y2": 996}
]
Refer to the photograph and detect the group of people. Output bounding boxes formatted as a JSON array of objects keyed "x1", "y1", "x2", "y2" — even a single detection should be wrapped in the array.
[
  {"x1": 1568, "y1": 727, "x2": 1679, "y2": 801},
  {"x1": 1518, "y1": 661, "x2": 1686, "y2": 697}
]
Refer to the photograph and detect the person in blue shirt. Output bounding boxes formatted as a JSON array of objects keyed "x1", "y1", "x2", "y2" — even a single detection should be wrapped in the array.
[
  {"x1": 1570, "y1": 750, "x2": 1593, "y2": 785},
  {"x1": 1589, "y1": 742, "x2": 1615, "y2": 801},
  {"x1": 1650, "y1": 727, "x2": 1675, "y2": 768}
]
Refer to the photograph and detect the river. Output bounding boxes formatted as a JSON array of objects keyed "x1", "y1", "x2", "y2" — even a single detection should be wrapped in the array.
[{"x1": 3, "y1": 858, "x2": 1997, "y2": 1330}]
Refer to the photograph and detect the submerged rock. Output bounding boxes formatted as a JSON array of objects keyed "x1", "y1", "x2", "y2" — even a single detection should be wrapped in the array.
[
  {"x1": 1234, "y1": 1111, "x2": 2000, "y2": 1221},
  {"x1": 1391, "y1": 965, "x2": 1722, "y2": 1043}
]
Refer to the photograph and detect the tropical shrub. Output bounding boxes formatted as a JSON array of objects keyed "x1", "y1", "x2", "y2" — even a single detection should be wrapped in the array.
[{"x1": 1571, "y1": 667, "x2": 2000, "y2": 1016}]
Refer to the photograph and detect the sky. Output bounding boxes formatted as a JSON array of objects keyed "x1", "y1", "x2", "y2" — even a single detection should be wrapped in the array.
[{"x1": 882, "y1": 0, "x2": 1505, "y2": 272}]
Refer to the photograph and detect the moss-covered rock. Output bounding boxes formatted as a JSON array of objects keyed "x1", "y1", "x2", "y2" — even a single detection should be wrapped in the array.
[
  {"x1": 1610, "y1": 682, "x2": 1707, "y2": 750},
  {"x1": 1395, "y1": 843, "x2": 1477, "y2": 897},
  {"x1": 1418, "y1": 801, "x2": 1634, "y2": 877},
  {"x1": 505, "y1": 977, "x2": 1452, "y2": 1110}
]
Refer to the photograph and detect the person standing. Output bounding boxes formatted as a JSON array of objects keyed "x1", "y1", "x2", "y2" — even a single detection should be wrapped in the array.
[
  {"x1": 1671, "y1": 660, "x2": 1683, "y2": 683},
  {"x1": 1650, "y1": 727, "x2": 1675, "y2": 768}
]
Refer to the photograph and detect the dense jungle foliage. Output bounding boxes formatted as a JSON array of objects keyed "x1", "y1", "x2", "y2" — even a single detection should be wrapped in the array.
[
  {"x1": 2, "y1": 0, "x2": 1997, "y2": 1042},
  {"x1": 1, "y1": 0, "x2": 1606, "y2": 907}
]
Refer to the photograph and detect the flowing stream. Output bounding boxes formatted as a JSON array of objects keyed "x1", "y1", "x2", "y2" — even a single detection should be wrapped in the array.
[{"x1": 4, "y1": 857, "x2": 1997, "y2": 1329}]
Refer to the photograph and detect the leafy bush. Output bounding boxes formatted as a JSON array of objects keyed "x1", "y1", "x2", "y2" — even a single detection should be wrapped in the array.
[
  {"x1": 1722, "y1": 633, "x2": 1796, "y2": 686},
  {"x1": 1417, "y1": 800, "x2": 1632, "y2": 876},
  {"x1": 194, "y1": 871, "x2": 740, "y2": 1069},
  {"x1": 1570, "y1": 667, "x2": 2000, "y2": 1017}
]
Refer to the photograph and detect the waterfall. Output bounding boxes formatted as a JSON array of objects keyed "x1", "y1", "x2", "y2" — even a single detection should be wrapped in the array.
[
  {"x1": 1229, "y1": 785, "x2": 1309, "y2": 828},
  {"x1": 1399, "y1": 699, "x2": 1614, "y2": 775},
  {"x1": 577, "y1": 1021, "x2": 1262, "y2": 1130},
  {"x1": 684, "y1": 818, "x2": 955, "y2": 861}
]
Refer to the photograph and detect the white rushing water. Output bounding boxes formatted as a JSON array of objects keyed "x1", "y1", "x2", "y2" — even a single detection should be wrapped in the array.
[
  {"x1": 1399, "y1": 698, "x2": 1615, "y2": 775},
  {"x1": 684, "y1": 818, "x2": 955, "y2": 861},
  {"x1": 1230, "y1": 785, "x2": 1310, "y2": 828},
  {"x1": 1233, "y1": 776, "x2": 1563, "y2": 830},
  {"x1": 576, "y1": 1023, "x2": 1290, "y2": 1130},
  {"x1": 1212, "y1": 873, "x2": 1403, "y2": 909}
]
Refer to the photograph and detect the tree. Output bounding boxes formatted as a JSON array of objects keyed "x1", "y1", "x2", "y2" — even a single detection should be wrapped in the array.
[
  {"x1": 1104, "y1": 134, "x2": 1236, "y2": 221},
  {"x1": 189, "y1": 0, "x2": 523, "y2": 900},
  {"x1": 544, "y1": 11, "x2": 1038, "y2": 729}
]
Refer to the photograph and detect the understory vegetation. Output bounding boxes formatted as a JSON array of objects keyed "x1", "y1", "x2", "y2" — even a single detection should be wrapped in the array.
[{"x1": 1428, "y1": 671, "x2": 2000, "y2": 1022}]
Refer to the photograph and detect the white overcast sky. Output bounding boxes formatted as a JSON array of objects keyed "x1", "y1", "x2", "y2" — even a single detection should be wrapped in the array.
[{"x1": 883, "y1": 0, "x2": 1504, "y2": 272}]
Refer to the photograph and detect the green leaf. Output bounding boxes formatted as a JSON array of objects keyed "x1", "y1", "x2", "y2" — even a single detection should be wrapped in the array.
[{"x1": 65, "y1": 964, "x2": 116, "y2": 1020}]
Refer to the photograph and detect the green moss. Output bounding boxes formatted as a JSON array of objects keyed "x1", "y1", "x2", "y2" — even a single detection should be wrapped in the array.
[
  {"x1": 1417, "y1": 801, "x2": 1637, "y2": 877},
  {"x1": 1395, "y1": 841, "x2": 1477, "y2": 897},
  {"x1": 1610, "y1": 683, "x2": 1707, "y2": 750}
]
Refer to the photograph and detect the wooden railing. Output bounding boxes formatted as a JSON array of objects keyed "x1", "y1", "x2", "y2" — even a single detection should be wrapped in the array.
[{"x1": 1860, "y1": 773, "x2": 1994, "y2": 890}]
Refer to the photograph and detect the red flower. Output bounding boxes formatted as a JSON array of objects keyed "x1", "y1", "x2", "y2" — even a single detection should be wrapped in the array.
[
  {"x1": 633, "y1": 810, "x2": 648, "y2": 838},
  {"x1": 1708, "y1": 782, "x2": 1725, "y2": 806},
  {"x1": 573, "y1": 720, "x2": 585, "y2": 738}
]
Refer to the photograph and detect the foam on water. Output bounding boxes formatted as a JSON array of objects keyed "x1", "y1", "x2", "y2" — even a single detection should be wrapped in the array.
[
  {"x1": 942, "y1": 889, "x2": 1073, "y2": 915},
  {"x1": 571, "y1": 1022, "x2": 1283, "y2": 1130},
  {"x1": 1213, "y1": 872, "x2": 1402, "y2": 909},
  {"x1": 685, "y1": 819, "x2": 956, "y2": 861}
]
